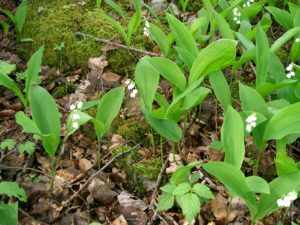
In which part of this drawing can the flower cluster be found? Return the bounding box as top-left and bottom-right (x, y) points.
(69, 101), (83, 129)
(143, 20), (150, 37)
(233, 8), (241, 24)
(245, 113), (257, 132)
(286, 63), (295, 79)
(125, 79), (138, 98)
(277, 191), (298, 208)
(243, 0), (255, 7)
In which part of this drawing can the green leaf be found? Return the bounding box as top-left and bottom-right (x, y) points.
(221, 106), (245, 169)
(15, 111), (41, 135)
(0, 8), (15, 23)
(175, 47), (196, 70)
(25, 46), (44, 99)
(157, 193), (174, 211)
(0, 72), (27, 107)
(149, 23), (170, 56)
(245, 176), (270, 194)
(96, 87), (124, 134)
(0, 60), (16, 75)
(170, 161), (200, 185)
(0, 139), (16, 151)
(0, 20), (9, 33)
(29, 85), (61, 158)
(92, 119), (106, 141)
(256, 81), (296, 97)
(0, 182), (27, 202)
(209, 70), (232, 111)
(255, 24), (270, 86)
(254, 172), (300, 220)
(135, 57), (160, 111)
(271, 26), (300, 53)
(202, 162), (256, 208)
(66, 110), (93, 137)
(126, 12), (141, 46)
(173, 183), (192, 195)
(214, 12), (234, 40)
(0, 202), (18, 225)
(266, 6), (293, 30)
(102, 13), (127, 44)
(275, 150), (298, 176)
(146, 57), (186, 92)
(167, 14), (198, 58)
(18, 141), (35, 155)
(160, 183), (176, 194)
(192, 183), (214, 200)
(176, 193), (200, 224)
(181, 87), (210, 111)
(15, 0), (28, 33)
(104, 0), (124, 17)
(189, 39), (236, 85)
(263, 102), (300, 141)
(239, 83), (269, 117)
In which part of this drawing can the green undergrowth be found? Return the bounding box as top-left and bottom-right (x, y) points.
(18, 0), (151, 74)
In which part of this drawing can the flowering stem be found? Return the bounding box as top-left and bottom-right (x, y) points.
(97, 139), (102, 167)
(253, 150), (262, 176)
(149, 128), (156, 154)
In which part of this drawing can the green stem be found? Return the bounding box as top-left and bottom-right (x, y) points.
(226, 196), (232, 224)
(150, 129), (156, 154)
(49, 157), (55, 194)
(171, 142), (176, 162)
(253, 150), (262, 176)
(97, 139), (102, 167)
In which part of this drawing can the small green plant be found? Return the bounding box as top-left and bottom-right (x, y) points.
(0, 46), (44, 108)
(0, 139), (36, 155)
(0, 139), (16, 151)
(53, 41), (65, 74)
(0, 0), (28, 34)
(102, 0), (141, 46)
(157, 162), (214, 224)
(0, 182), (27, 225)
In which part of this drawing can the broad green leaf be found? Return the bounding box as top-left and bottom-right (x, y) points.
(160, 184), (176, 194)
(267, 52), (286, 82)
(202, 162), (256, 207)
(104, 0), (124, 17)
(173, 183), (191, 195)
(209, 70), (232, 111)
(256, 81), (296, 97)
(143, 110), (182, 142)
(255, 24), (270, 86)
(234, 32), (255, 50)
(96, 87), (124, 133)
(245, 176), (270, 194)
(154, 92), (169, 111)
(0, 202), (18, 225)
(239, 83), (269, 117)
(266, 6), (293, 30)
(0, 20), (9, 33)
(189, 39), (236, 85)
(149, 23), (170, 56)
(167, 14), (198, 58)
(233, 48), (255, 73)
(66, 110), (93, 137)
(135, 57), (160, 111)
(175, 47), (195, 70)
(81, 99), (102, 110)
(157, 193), (174, 211)
(0, 73), (27, 107)
(146, 57), (186, 91)
(275, 150), (298, 176)
(25, 46), (44, 98)
(221, 106), (245, 169)
(267, 99), (290, 115)
(92, 119), (106, 141)
(127, 12), (141, 46)
(254, 172), (300, 220)
(0, 182), (27, 202)
(15, 0), (28, 33)
(0, 8), (15, 23)
(29, 85), (61, 158)
(0, 60), (16, 74)
(288, 2), (300, 16)
(192, 183), (214, 200)
(170, 161), (200, 185)
(263, 102), (300, 141)
(214, 12), (234, 40)
(176, 193), (200, 224)
(271, 27), (300, 53)
(180, 87), (210, 111)
(15, 111), (41, 134)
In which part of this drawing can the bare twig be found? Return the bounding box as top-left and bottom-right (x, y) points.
(61, 144), (139, 207)
(75, 32), (160, 57)
(0, 165), (46, 175)
(19, 208), (50, 225)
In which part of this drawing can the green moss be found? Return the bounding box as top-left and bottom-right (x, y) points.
(132, 158), (161, 180)
(107, 49), (137, 76)
(52, 82), (76, 98)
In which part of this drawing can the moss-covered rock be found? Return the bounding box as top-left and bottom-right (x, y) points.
(19, 0), (151, 73)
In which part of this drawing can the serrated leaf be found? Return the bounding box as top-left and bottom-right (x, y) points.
(192, 183), (214, 200)
(0, 182), (27, 202)
(176, 193), (200, 224)
(173, 183), (191, 195)
(18, 141), (35, 154)
(160, 183), (176, 194)
(0, 139), (16, 151)
(157, 193), (174, 211)
(0, 60), (16, 75)
(170, 161), (200, 185)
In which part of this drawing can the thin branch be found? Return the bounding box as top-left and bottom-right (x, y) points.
(61, 144), (139, 207)
(75, 32), (160, 57)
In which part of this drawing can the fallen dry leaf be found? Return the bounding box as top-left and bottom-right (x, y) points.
(112, 215), (128, 225)
(78, 158), (93, 173)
